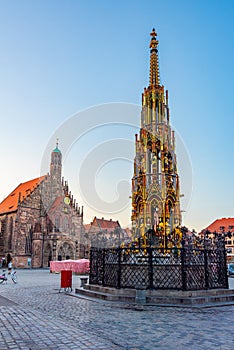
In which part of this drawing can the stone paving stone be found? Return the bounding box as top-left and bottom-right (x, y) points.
(0, 270), (234, 349)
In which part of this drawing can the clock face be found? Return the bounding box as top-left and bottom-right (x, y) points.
(64, 197), (70, 205)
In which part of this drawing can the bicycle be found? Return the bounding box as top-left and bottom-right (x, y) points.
(0, 271), (7, 284)
(10, 270), (17, 284)
(0, 270), (17, 284)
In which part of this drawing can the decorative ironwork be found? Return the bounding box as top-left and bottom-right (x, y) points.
(89, 233), (228, 291)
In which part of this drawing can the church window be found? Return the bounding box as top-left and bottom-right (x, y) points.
(0, 219), (6, 251)
(8, 217), (13, 250)
(47, 220), (53, 233)
(34, 222), (41, 232)
(1, 219), (6, 234)
(55, 217), (60, 232)
(63, 217), (69, 232)
(25, 226), (33, 254)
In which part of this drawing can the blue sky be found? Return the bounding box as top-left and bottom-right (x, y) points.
(0, 0), (233, 231)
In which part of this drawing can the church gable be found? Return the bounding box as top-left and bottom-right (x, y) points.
(0, 176), (45, 215)
(46, 196), (71, 233)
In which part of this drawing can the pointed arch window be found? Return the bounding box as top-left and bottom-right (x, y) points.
(8, 217), (13, 250)
(0, 219), (6, 251)
(55, 217), (60, 232)
(1, 219), (6, 235)
(63, 217), (69, 232)
(25, 225), (33, 254)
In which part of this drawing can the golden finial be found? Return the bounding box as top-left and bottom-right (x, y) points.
(150, 28), (159, 49)
(149, 28), (160, 87)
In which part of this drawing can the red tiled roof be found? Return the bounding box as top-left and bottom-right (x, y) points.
(88, 217), (120, 233)
(0, 176), (45, 215)
(95, 217), (120, 230)
(203, 218), (234, 233)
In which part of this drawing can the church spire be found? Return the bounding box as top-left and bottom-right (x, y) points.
(50, 140), (62, 185)
(149, 28), (160, 87)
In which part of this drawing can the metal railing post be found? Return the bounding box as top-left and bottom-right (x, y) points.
(204, 248), (209, 289)
(117, 248), (121, 289)
(89, 247), (93, 284)
(181, 242), (187, 291)
(148, 247), (153, 289)
(222, 239), (229, 289)
(102, 249), (105, 286)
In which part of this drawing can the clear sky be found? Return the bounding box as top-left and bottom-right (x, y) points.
(0, 0), (233, 232)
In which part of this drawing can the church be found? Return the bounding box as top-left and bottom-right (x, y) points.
(0, 143), (87, 268)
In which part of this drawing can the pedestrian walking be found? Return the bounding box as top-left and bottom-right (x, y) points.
(8, 260), (12, 274)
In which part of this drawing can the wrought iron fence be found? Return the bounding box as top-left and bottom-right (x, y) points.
(89, 241), (228, 291)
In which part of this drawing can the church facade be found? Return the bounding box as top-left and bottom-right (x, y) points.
(131, 29), (181, 245)
(0, 143), (87, 268)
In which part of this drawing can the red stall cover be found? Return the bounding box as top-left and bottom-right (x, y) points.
(50, 259), (90, 274)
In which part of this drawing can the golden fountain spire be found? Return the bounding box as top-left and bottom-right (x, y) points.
(131, 28), (181, 244)
(149, 28), (160, 87)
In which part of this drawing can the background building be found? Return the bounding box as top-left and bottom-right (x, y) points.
(87, 217), (131, 248)
(0, 143), (87, 268)
(201, 217), (234, 261)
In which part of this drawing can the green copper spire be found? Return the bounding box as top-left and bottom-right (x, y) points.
(53, 138), (61, 153)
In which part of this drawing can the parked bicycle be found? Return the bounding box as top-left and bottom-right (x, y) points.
(10, 270), (17, 284)
(0, 272), (7, 284)
(0, 270), (17, 284)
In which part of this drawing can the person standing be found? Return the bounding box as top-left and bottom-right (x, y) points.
(8, 260), (12, 274)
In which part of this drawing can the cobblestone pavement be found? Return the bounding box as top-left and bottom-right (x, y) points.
(0, 269), (234, 350)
